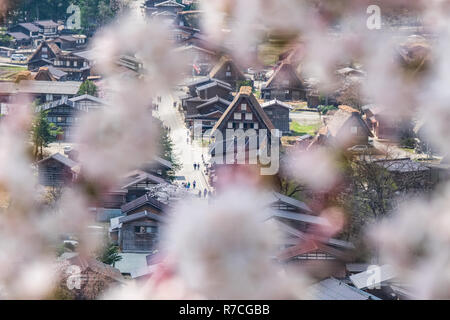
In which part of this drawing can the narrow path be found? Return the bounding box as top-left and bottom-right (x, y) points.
(156, 94), (212, 196)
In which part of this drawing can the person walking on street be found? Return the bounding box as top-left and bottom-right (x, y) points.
(193, 163), (196, 170)
(198, 190), (202, 198)
(203, 188), (207, 197)
(193, 180), (196, 189)
(187, 182), (190, 189)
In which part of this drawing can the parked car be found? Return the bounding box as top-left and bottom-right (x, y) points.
(11, 54), (26, 61)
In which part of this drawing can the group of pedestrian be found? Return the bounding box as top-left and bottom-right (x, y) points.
(198, 188), (211, 198)
(182, 181), (191, 189)
(193, 163), (201, 170)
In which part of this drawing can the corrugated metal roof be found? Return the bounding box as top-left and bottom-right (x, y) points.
(350, 264), (396, 289)
(306, 277), (380, 300)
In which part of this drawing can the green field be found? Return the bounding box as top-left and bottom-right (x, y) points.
(0, 65), (27, 81)
(290, 121), (320, 136)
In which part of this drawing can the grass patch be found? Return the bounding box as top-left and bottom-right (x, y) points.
(0, 65), (27, 71)
(290, 121), (320, 136)
(400, 147), (415, 154)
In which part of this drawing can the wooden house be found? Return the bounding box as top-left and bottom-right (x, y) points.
(33, 20), (58, 37)
(180, 77), (233, 132)
(185, 96), (231, 133)
(0, 80), (82, 106)
(174, 45), (218, 76)
(362, 104), (413, 141)
(8, 23), (40, 39)
(35, 94), (106, 141)
(208, 56), (247, 90)
(309, 105), (373, 149)
(37, 153), (79, 187)
(28, 40), (91, 80)
(33, 66), (68, 81)
(110, 210), (166, 253)
(261, 99), (292, 135)
(196, 80), (233, 100)
(210, 86), (276, 165)
(6, 32), (32, 47)
(27, 41), (61, 71)
(121, 193), (167, 216)
(261, 62), (306, 101)
(120, 170), (167, 202)
(109, 193), (168, 253)
(53, 35), (87, 51)
(56, 252), (125, 299)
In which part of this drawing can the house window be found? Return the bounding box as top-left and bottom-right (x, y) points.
(66, 61), (70, 67)
(83, 61), (87, 67)
(227, 122), (233, 129)
(254, 123), (259, 129)
(42, 47), (48, 53)
(234, 113), (241, 120)
(73, 61), (77, 67)
(351, 126), (358, 134)
(226, 71), (231, 77)
(42, 54), (48, 58)
(239, 122), (244, 129)
(46, 94), (53, 101)
(241, 103), (247, 111)
(245, 113), (253, 120)
(134, 226), (157, 234)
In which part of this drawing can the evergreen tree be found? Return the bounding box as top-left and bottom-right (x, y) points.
(97, 238), (122, 267)
(30, 110), (62, 160)
(159, 126), (181, 181)
(77, 79), (98, 97)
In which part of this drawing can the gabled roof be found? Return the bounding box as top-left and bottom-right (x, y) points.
(154, 0), (185, 8)
(34, 20), (59, 28)
(58, 252), (125, 283)
(195, 96), (231, 110)
(46, 65), (68, 79)
(27, 41), (61, 63)
(69, 94), (107, 105)
(264, 61), (305, 90)
(121, 194), (167, 215)
(16, 22), (40, 33)
(261, 99), (293, 110)
(196, 80), (232, 92)
(174, 44), (216, 56)
(37, 152), (78, 169)
(20, 80), (81, 95)
(326, 105), (373, 137)
(7, 32), (30, 40)
(33, 66), (57, 81)
(211, 86), (275, 133)
(118, 210), (167, 225)
(152, 156), (173, 170)
(209, 56), (246, 80)
(120, 170), (167, 190)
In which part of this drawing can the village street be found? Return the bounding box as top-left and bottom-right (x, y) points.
(155, 93), (212, 196)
